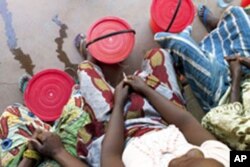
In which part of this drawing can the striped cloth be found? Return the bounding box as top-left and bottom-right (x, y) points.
(155, 6), (250, 112)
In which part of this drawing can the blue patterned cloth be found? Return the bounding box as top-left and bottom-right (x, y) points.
(155, 6), (250, 112)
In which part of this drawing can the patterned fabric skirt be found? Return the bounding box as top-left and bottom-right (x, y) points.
(0, 48), (184, 167)
(155, 6), (250, 112)
(202, 76), (250, 151)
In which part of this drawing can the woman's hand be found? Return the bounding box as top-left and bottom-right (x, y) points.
(29, 129), (88, 167)
(114, 80), (129, 106)
(239, 57), (250, 69)
(225, 56), (241, 77)
(225, 56), (250, 71)
(124, 75), (148, 95)
(29, 129), (64, 158)
(18, 129), (43, 167)
(27, 129), (41, 150)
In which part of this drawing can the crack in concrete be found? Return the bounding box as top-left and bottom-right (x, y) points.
(0, 0), (35, 75)
(53, 15), (78, 80)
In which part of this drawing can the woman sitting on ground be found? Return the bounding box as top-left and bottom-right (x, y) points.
(102, 75), (229, 167)
(0, 48), (229, 166)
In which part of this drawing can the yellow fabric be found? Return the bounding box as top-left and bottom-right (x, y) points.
(203, 76), (250, 150)
(23, 149), (41, 161)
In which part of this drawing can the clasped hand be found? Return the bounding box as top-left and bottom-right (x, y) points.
(225, 56), (250, 74)
(114, 75), (148, 106)
(28, 128), (64, 158)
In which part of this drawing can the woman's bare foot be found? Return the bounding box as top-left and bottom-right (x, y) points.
(75, 33), (97, 64)
(198, 5), (220, 32)
(75, 33), (88, 60)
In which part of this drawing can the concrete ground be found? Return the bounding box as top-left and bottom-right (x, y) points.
(0, 0), (240, 120)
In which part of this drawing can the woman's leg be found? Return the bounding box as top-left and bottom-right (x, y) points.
(51, 84), (91, 154)
(123, 49), (183, 135)
(76, 62), (121, 165)
(77, 61), (114, 122)
(200, 6), (250, 74)
(124, 49), (184, 120)
(139, 48), (184, 106)
(0, 104), (50, 166)
(198, 5), (220, 33)
(155, 30), (229, 111)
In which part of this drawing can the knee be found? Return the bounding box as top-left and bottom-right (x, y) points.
(144, 48), (164, 60)
(78, 60), (98, 72)
(77, 61), (104, 82)
(144, 48), (172, 63)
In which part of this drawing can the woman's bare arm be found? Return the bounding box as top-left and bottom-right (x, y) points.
(101, 81), (128, 167)
(29, 130), (88, 167)
(229, 60), (241, 103)
(125, 76), (215, 146)
(18, 158), (37, 167)
(225, 56), (242, 103)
